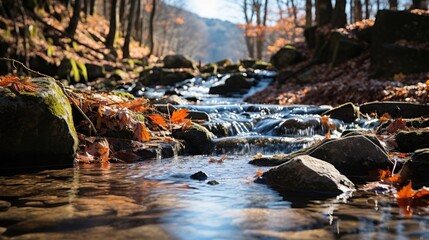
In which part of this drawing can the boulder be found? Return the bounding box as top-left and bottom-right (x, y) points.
(188, 110), (210, 121)
(252, 61), (272, 70)
(260, 155), (355, 194)
(163, 54), (195, 69)
(0, 77), (78, 169)
(218, 64), (246, 74)
(172, 122), (215, 155)
(316, 30), (363, 65)
(200, 63), (217, 74)
(304, 26), (318, 49)
(360, 101), (429, 118)
(400, 148), (429, 183)
(371, 10), (429, 76)
(270, 45), (302, 70)
(209, 75), (253, 95)
(272, 118), (324, 136)
(251, 134), (390, 176)
(395, 130), (429, 152)
(152, 95), (187, 105)
(190, 171), (208, 180)
(322, 102), (358, 123)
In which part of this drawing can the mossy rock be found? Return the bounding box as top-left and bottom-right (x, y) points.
(172, 122), (215, 155)
(0, 77), (78, 169)
(270, 45), (303, 70)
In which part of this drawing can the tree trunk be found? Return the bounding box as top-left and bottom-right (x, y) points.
(83, 0), (90, 18)
(354, 0), (362, 22)
(123, 0), (137, 58)
(316, 0), (332, 26)
(412, 0), (428, 9)
(305, 0), (312, 27)
(89, 0), (95, 15)
(388, 0), (398, 10)
(17, 0), (29, 66)
(331, 0), (346, 27)
(66, 0), (81, 37)
(119, 0), (126, 34)
(105, 0), (118, 52)
(148, 0), (156, 56)
(349, 0), (353, 24)
(245, 36), (255, 59)
(364, 0), (369, 19)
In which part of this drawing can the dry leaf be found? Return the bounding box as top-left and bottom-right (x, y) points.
(385, 118), (407, 134)
(379, 112), (392, 122)
(135, 122), (151, 141)
(171, 109), (190, 124)
(254, 169), (263, 178)
(148, 113), (168, 128)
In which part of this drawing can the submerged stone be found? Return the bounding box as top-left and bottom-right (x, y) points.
(190, 171), (208, 180)
(260, 155), (355, 194)
(0, 77), (78, 169)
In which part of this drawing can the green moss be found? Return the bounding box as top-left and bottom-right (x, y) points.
(112, 90), (135, 100)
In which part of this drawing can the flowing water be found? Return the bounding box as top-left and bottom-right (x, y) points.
(0, 71), (428, 239)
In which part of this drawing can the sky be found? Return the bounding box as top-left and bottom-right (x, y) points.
(184, 0), (243, 23)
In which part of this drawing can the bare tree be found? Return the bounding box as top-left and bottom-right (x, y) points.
(148, 0), (156, 56)
(316, 0), (332, 26)
(388, 0), (398, 10)
(305, 0), (312, 27)
(331, 0), (346, 27)
(105, 0), (118, 53)
(123, 0), (137, 58)
(66, 0), (82, 37)
(354, 0), (363, 22)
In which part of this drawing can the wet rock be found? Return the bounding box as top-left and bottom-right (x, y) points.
(207, 180), (219, 185)
(188, 111), (210, 121)
(360, 101), (429, 119)
(152, 95), (187, 105)
(0, 77), (78, 169)
(371, 10), (429, 76)
(252, 61), (272, 70)
(163, 54), (196, 69)
(202, 122), (229, 137)
(190, 171), (208, 180)
(308, 135), (390, 175)
(270, 45), (303, 70)
(400, 148), (429, 184)
(200, 63), (217, 74)
(340, 131), (385, 152)
(172, 122), (215, 155)
(395, 130), (429, 153)
(140, 67), (194, 86)
(107, 138), (183, 162)
(209, 75), (253, 95)
(239, 59), (257, 68)
(271, 117), (337, 136)
(215, 58), (233, 67)
(322, 102), (358, 123)
(260, 155), (355, 194)
(246, 229), (334, 240)
(153, 104), (177, 114)
(252, 134), (390, 175)
(218, 64), (246, 74)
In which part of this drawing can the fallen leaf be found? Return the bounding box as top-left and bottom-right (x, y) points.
(385, 118), (407, 134)
(254, 169), (263, 178)
(135, 122), (151, 141)
(379, 112), (392, 122)
(148, 113), (168, 128)
(171, 108), (189, 124)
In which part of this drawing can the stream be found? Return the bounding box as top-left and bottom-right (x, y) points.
(0, 71), (428, 239)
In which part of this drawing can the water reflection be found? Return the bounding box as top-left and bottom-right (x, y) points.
(1, 156), (428, 239)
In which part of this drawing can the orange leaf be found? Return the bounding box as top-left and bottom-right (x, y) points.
(320, 115), (330, 128)
(254, 169), (263, 178)
(171, 108), (189, 124)
(397, 182), (414, 199)
(136, 122), (151, 142)
(96, 139), (110, 163)
(148, 114), (168, 128)
(414, 187), (429, 199)
(118, 98), (148, 112)
(378, 168), (391, 180)
(379, 112), (392, 122)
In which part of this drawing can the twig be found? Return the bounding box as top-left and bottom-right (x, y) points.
(0, 57), (97, 134)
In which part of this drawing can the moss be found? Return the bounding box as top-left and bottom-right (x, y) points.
(112, 90), (135, 100)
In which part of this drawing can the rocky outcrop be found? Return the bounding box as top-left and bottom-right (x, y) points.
(371, 10), (429, 77)
(0, 77), (78, 169)
(260, 155), (355, 194)
(316, 30), (363, 65)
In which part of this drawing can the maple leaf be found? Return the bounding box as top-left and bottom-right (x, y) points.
(135, 122), (151, 141)
(379, 112), (392, 122)
(148, 113), (168, 128)
(378, 168), (391, 180)
(0, 76), (37, 93)
(171, 108), (189, 124)
(118, 98), (148, 112)
(96, 138), (110, 163)
(396, 181), (429, 199)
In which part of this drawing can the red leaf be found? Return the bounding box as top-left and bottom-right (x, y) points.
(148, 113), (168, 128)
